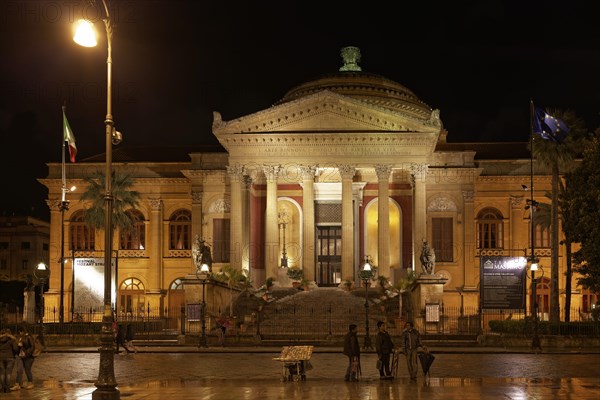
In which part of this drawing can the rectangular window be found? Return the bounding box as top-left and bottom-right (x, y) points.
(212, 219), (230, 263)
(534, 224), (550, 248)
(432, 217), (453, 262)
(22, 260), (28, 270)
(43, 243), (49, 251)
(21, 242), (31, 250)
(0, 259), (6, 270)
(0, 242), (8, 250)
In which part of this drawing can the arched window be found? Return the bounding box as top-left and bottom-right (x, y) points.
(169, 209), (192, 250)
(170, 278), (184, 290)
(120, 209), (145, 250)
(70, 210), (95, 250)
(119, 277), (145, 318)
(477, 208), (503, 249)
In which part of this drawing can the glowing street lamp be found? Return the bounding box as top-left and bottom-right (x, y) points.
(359, 256), (374, 350)
(74, 1), (122, 398)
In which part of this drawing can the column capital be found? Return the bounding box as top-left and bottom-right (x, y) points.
(262, 165), (280, 182)
(148, 198), (163, 210)
(409, 163), (429, 181)
(191, 190), (202, 204)
(47, 199), (63, 211)
(338, 164), (355, 180)
(227, 164), (246, 181)
(462, 190), (475, 202)
(510, 195), (524, 209)
(243, 175), (253, 189)
(374, 164), (393, 180)
(299, 165), (317, 181)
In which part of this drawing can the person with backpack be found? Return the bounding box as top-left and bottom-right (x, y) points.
(12, 326), (35, 390)
(0, 329), (19, 393)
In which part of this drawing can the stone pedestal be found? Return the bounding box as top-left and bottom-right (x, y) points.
(410, 274), (448, 311)
(23, 290), (36, 323)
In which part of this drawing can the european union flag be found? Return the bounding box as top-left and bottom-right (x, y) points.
(532, 107), (570, 143)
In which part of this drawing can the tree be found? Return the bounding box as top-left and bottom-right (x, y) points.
(567, 130), (600, 295)
(532, 180), (576, 321)
(530, 109), (581, 324)
(80, 172), (141, 235)
(216, 265), (247, 317)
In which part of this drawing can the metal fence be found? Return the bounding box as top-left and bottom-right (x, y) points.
(1, 303), (598, 338)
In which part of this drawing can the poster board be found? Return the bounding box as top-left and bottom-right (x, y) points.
(480, 256), (526, 309)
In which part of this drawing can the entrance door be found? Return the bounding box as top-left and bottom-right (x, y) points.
(317, 226), (342, 286)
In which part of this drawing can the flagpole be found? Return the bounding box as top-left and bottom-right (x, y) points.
(59, 105), (70, 325)
(528, 100), (541, 352)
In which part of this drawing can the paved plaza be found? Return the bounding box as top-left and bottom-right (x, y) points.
(2, 347), (599, 399)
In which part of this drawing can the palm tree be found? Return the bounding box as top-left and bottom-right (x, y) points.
(80, 171), (141, 237)
(217, 265), (247, 317)
(530, 109), (581, 324)
(533, 180), (576, 321)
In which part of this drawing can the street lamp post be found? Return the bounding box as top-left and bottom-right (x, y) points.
(34, 262), (50, 326)
(278, 210), (288, 268)
(196, 263), (210, 348)
(74, 2), (122, 398)
(359, 256), (374, 350)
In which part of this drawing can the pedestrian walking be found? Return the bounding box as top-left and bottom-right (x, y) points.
(0, 329), (18, 393)
(402, 321), (423, 380)
(12, 326), (35, 390)
(115, 324), (128, 354)
(125, 324), (137, 353)
(342, 324), (360, 381)
(375, 321), (394, 379)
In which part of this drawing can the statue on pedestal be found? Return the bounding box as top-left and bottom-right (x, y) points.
(419, 240), (436, 275)
(192, 234), (212, 271)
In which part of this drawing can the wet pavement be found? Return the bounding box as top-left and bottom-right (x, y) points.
(2, 346), (599, 399)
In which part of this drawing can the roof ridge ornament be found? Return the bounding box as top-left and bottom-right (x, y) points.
(339, 46), (362, 72)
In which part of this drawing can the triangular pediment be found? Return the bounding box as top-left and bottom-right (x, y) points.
(213, 90), (440, 135)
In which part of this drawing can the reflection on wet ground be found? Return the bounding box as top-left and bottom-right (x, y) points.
(5, 352), (600, 399)
(11, 377), (600, 400)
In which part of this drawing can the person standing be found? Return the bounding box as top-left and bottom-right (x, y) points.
(402, 321), (422, 380)
(0, 329), (18, 393)
(342, 324), (360, 381)
(375, 321), (394, 379)
(12, 327), (35, 390)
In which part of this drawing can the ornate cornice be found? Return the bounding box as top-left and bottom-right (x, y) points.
(213, 91), (438, 135)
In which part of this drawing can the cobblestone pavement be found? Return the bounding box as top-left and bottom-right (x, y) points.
(3, 349), (599, 399)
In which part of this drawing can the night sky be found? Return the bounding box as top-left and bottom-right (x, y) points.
(1, 0), (598, 221)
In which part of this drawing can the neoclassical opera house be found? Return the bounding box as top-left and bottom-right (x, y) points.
(41, 47), (587, 319)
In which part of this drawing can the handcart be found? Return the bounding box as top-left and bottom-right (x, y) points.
(273, 345), (314, 382)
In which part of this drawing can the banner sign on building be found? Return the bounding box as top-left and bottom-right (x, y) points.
(480, 256), (526, 310)
(73, 258), (117, 311)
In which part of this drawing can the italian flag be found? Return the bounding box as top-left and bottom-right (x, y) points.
(63, 110), (77, 162)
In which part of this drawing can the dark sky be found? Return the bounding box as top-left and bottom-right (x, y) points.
(1, 0), (599, 220)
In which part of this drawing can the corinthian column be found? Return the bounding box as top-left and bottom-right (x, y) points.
(148, 198), (163, 286)
(410, 164), (428, 269)
(375, 165), (392, 278)
(227, 164), (245, 271)
(339, 165), (355, 280)
(462, 190), (476, 289)
(300, 165), (316, 281)
(263, 165), (280, 275)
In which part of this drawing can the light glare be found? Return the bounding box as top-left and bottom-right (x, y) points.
(73, 20), (97, 47)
